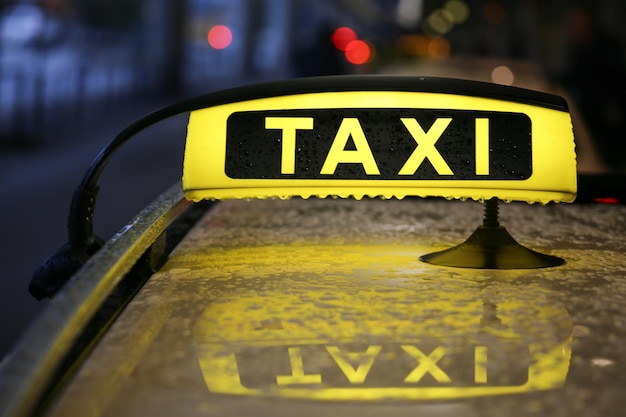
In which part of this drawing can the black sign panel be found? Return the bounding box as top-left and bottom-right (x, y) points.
(225, 109), (532, 180)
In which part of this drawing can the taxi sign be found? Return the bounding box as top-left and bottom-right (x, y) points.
(183, 76), (576, 203)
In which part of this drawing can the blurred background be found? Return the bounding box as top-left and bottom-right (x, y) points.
(0, 0), (625, 360)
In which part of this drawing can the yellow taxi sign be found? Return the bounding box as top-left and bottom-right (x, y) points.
(183, 76), (576, 203)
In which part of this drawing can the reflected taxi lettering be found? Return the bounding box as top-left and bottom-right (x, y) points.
(225, 109), (532, 181)
(233, 343), (529, 388)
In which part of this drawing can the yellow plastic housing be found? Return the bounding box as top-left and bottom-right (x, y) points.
(183, 88), (576, 204)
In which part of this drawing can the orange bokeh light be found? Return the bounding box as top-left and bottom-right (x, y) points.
(427, 37), (451, 59)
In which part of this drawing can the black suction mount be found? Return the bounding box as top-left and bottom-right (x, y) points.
(419, 198), (564, 269)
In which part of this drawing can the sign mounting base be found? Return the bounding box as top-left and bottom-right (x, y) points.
(419, 198), (564, 269)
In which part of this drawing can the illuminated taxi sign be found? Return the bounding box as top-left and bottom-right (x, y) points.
(225, 110), (531, 180)
(183, 76), (576, 203)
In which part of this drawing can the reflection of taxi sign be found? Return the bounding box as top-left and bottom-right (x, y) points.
(197, 339), (571, 401)
(183, 76), (576, 203)
(189, 245), (573, 400)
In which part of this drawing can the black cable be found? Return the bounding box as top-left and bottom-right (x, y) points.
(31, 97), (211, 299)
(68, 102), (196, 256)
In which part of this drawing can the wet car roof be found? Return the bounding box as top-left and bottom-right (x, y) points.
(44, 197), (626, 417)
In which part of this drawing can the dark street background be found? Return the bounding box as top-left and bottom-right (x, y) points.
(1, 0), (625, 360)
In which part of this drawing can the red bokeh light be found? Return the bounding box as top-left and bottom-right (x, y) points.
(593, 197), (620, 205)
(208, 25), (233, 49)
(331, 26), (357, 51)
(344, 40), (371, 65)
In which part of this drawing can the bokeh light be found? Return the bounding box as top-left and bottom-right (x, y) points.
(207, 25), (233, 49)
(331, 26), (358, 51)
(491, 65), (514, 85)
(444, 0), (470, 23)
(427, 37), (451, 59)
(344, 40), (372, 65)
(427, 9), (454, 35)
(397, 34), (450, 59)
